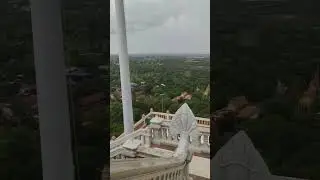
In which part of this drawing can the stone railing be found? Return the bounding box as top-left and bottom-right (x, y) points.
(115, 112), (151, 140)
(112, 109), (211, 156)
(110, 128), (150, 150)
(110, 146), (137, 159)
(150, 110), (210, 128)
(116, 108), (210, 140)
(108, 104), (199, 180)
(111, 124), (210, 157)
(109, 155), (192, 180)
(150, 120), (210, 154)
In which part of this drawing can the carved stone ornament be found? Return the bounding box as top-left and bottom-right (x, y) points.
(169, 103), (198, 159)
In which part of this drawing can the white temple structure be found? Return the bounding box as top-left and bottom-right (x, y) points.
(108, 103), (211, 179)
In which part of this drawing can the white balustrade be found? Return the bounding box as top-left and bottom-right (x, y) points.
(116, 109), (210, 141)
(112, 126), (210, 157)
(151, 111), (210, 128)
(109, 157), (190, 180)
(147, 123), (210, 154)
(109, 103), (197, 180)
(110, 128), (146, 150)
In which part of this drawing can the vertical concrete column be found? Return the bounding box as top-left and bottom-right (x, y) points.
(115, 0), (134, 134)
(140, 135), (145, 145)
(30, 0), (75, 179)
(145, 128), (152, 147)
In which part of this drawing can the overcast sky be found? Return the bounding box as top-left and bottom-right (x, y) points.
(110, 0), (210, 54)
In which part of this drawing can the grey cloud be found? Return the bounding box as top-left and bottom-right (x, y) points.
(110, 0), (210, 54)
(110, 0), (184, 34)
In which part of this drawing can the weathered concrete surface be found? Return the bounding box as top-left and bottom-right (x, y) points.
(189, 155), (210, 179)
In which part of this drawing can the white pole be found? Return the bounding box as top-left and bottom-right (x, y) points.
(114, 0), (134, 134)
(30, 0), (75, 179)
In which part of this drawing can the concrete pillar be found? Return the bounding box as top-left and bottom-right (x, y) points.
(191, 134), (201, 149)
(30, 0), (75, 179)
(145, 128), (151, 147)
(140, 135), (145, 145)
(160, 128), (164, 140)
(152, 128), (158, 139)
(200, 135), (205, 145)
(166, 110), (170, 119)
(153, 127), (162, 141)
(115, 0), (134, 134)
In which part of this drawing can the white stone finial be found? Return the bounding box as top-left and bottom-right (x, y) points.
(169, 103), (198, 159)
(166, 110), (170, 114)
(169, 103), (197, 136)
(142, 114), (145, 118)
(150, 108), (154, 112)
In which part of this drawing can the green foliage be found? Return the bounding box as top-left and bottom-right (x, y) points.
(110, 58), (210, 135)
(110, 101), (124, 136)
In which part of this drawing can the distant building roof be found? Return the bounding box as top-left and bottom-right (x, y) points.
(172, 92), (192, 101)
(185, 94), (192, 100)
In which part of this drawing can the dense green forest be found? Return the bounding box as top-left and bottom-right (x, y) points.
(110, 58), (210, 136)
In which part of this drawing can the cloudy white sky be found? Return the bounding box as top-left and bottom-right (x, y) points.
(110, 0), (210, 54)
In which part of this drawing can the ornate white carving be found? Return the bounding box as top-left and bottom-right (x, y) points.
(169, 103), (198, 160)
(169, 103), (198, 137)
